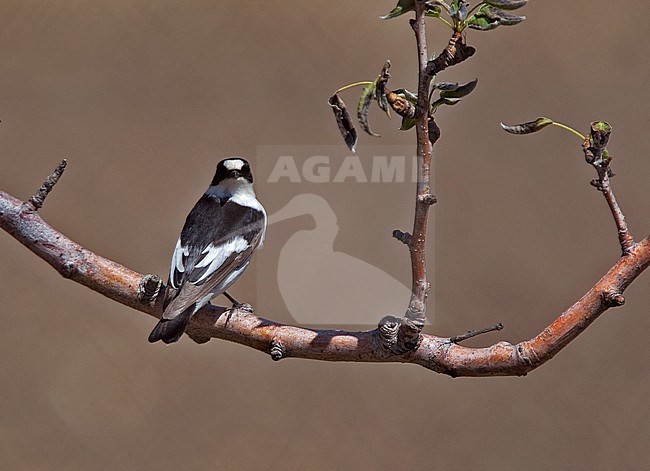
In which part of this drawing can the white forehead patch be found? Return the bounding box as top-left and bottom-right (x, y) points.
(223, 158), (245, 171)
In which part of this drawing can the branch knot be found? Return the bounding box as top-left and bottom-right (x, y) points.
(137, 274), (163, 306)
(270, 339), (285, 361)
(378, 315), (400, 349)
(60, 261), (76, 279)
(418, 193), (437, 205)
(377, 315), (422, 354)
(603, 291), (625, 307)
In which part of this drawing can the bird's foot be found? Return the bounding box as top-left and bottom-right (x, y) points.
(233, 302), (253, 313)
(223, 291), (253, 312)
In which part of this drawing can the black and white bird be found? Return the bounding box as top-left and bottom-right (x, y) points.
(148, 158), (266, 344)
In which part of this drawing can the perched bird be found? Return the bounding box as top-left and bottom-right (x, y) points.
(148, 158), (266, 344)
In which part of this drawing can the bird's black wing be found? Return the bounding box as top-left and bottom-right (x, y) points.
(163, 194), (265, 312)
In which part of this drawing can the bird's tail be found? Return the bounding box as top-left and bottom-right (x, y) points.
(148, 305), (194, 344)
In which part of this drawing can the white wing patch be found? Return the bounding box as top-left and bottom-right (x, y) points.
(170, 238), (189, 288)
(194, 292), (217, 312)
(193, 236), (249, 284)
(218, 261), (249, 293)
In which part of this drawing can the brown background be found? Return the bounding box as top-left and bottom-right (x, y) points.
(1, 1), (649, 469)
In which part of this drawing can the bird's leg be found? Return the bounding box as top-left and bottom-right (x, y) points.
(223, 292), (254, 314)
(223, 291), (242, 308)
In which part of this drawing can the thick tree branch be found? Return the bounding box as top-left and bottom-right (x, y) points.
(1, 185), (154, 312)
(2, 174), (648, 377)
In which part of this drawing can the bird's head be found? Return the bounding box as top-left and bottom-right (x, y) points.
(212, 158), (253, 186)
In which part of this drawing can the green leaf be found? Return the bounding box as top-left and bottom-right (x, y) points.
(467, 4), (525, 30)
(380, 0), (441, 20)
(358, 82), (380, 137)
(585, 121), (612, 165)
(491, 8), (525, 25)
(431, 97), (462, 110)
(328, 93), (357, 152)
(439, 78), (478, 99)
(425, 5), (443, 17)
(467, 15), (500, 30)
(485, 0), (528, 10)
(400, 116), (416, 131)
(449, 1), (469, 22)
(376, 92), (391, 117)
(500, 117), (554, 134)
(434, 82), (460, 91)
(380, 0), (415, 20)
(588, 121), (612, 151)
(591, 121), (612, 133)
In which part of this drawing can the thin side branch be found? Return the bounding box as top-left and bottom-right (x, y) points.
(2, 188), (648, 377)
(392, 229), (412, 246)
(22, 159), (67, 213)
(583, 122), (635, 255)
(450, 323), (503, 344)
(593, 171), (634, 255)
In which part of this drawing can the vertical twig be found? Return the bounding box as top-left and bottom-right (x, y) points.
(405, 1), (435, 328)
(583, 122), (635, 256)
(596, 169), (634, 255)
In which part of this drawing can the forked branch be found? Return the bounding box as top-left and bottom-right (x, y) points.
(1, 161), (648, 377)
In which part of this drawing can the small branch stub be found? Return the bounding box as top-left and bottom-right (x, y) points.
(22, 160), (67, 213)
(377, 315), (401, 351)
(137, 274), (163, 306)
(603, 292), (625, 308)
(419, 193), (437, 205)
(270, 339), (286, 361)
(392, 229), (412, 246)
(60, 261), (76, 279)
(377, 314), (423, 354)
(398, 317), (422, 352)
